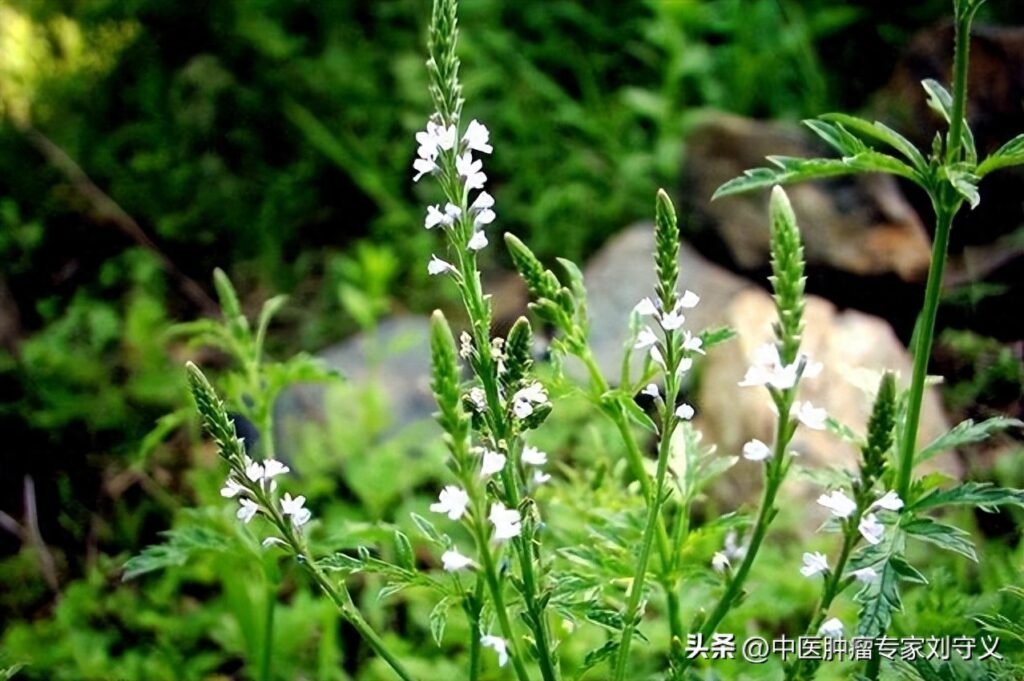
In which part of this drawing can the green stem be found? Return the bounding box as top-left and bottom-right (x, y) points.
(613, 366), (682, 681)
(786, 524), (859, 681)
(453, 240), (560, 681)
(676, 408), (793, 676)
(580, 349), (683, 641)
(946, 9), (974, 165)
(260, 580), (276, 681)
(895, 206), (953, 501)
(468, 577), (484, 681)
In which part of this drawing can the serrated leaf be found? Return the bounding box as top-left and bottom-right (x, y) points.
(698, 326), (736, 351)
(910, 481), (1024, 513)
(429, 596), (452, 646)
(803, 119), (867, 157)
(713, 158), (853, 198)
(817, 114), (928, 172)
(613, 391), (658, 434)
(902, 516), (977, 562)
(916, 417), (1023, 464)
(842, 150), (920, 182)
(977, 133), (1024, 176)
(582, 640), (619, 673)
(122, 525), (231, 580)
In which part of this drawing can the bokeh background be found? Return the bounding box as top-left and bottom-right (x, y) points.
(2, 1), (1023, 679)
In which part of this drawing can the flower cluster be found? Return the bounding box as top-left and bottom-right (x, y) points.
(414, 116), (497, 273)
(221, 455), (312, 530)
(634, 293), (702, 376)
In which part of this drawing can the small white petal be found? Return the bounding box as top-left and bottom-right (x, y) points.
(679, 290), (700, 308)
(659, 310), (685, 331)
(467, 230), (489, 251)
(488, 502), (522, 542)
(428, 255), (456, 276)
(262, 537), (286, 548)
(634, 297), (658, 316)
(742, 439), (772, 461)
(712, 551), (731, 573)
(872, 491), (904, 512)
(442, 548), (474, 572)
(521, 446), (548, 466)
(675, 403), (695, 420)
(470, 191), (495, 211)
(430, 486), (470, 521)
(794, 401), (828, 430)
(220, 477), (244, 498)
(237, 498), (259, 523)
(481, 635), (509, 667)
(262, 459), (290, 480)
(634, 326), (658, 350)
(800, 551), (829, 577)
(858, 513), (885, 545)
(681, 330), (704, 354)
(817, 490), (857, 519)
(641, 383), (660, 398)
(513, 399), (533, 419)
(532, 470), (552, 485)
(412, 157), (437, 182)
(473, 208), (496, 227)
(480, 450), (507, 478)
(424, 205), (445, 229)
(819, 617), (844, 638)
(463, 119), (493, 154)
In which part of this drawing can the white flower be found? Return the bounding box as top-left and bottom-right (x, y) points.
(456, 151), (486, 190)
(467, 230), (488, 251)
(262, 459), (290, 480)
(681, 330), (705, 354)
(650, 345), (666, 369)
(742, 439), (771, 461)
(471, 191), (495, 211)
(412, 156), (437, 182)
(467, 387), (487, 411)
(489, 502), (522, 542)
(463, 119), (493, 154)
(641, 383), (660, 398)
(724, 530), (747, 560)
(220, 477), (244, 498)
(800, 551), (829, 577)
(794, 401), (828, 430)
(803, 359), (824, 379)
(738, 343), (798, 390)
(459, 332), (474, 359)
(280, 493), (312, 527)
(435, 123), (457, 151)
(659, 309), (685, 331)
(245, 459), (264, 483)
(634, 297), (659, 316)
(480, 449), (507, 478)
(851, 566), (879, 583)
(532, 470), (551, 485)
(634, 326), (658, 350)
(872, 491), (904, 512)
(481, 634), (509, 667)
(679, 290), (700, 308)
(819, 618), (844, 638)
(675, 403), (695, 420)
(473, 208), (496, 228)
(512, 382), (548, 419)
(442, 548), (474, 572)
(428, 255), (456, 276)
(522, 446), (548, 466)
(237, 498), (259, 523)
(817, 490), (857, 519)
(712, 551), (731, 573)
(424, 205), (446, 229)
(858, 513), (885, 545)
(430, 485), (470, 520)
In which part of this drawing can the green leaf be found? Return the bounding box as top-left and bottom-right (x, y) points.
(394, 530), (415, 571)
(698, 326), (736, 351)
(922, 79), (953, 123)
(916, 417), (1023, 464)
(713, 157), (854, 198)
(611, 391), (658, 434)
(264, 353), (343, 397)
(945, 167), (981, 209)
(803, 119), (867, 157)
(122, 525), (231, 580)
(255, 294), (288, 358)
(977, 133), (1024, 176)
(429, 596), (452, 646)
(817, 114), (928, 172)
(581, 640), (619, 674)
(410, 512), (448, 547)
(902, 516), (977, 562)
(910, 481), (1024, 513)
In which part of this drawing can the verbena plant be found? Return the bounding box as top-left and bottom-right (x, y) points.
(167, 0), (1024, 679)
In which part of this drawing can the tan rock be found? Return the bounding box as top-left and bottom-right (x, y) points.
(697, 288), (961, 508)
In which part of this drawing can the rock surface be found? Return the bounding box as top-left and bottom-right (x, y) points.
(682, 114), (933, 283)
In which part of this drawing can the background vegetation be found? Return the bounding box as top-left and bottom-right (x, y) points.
(1, 1), (1022, 679)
